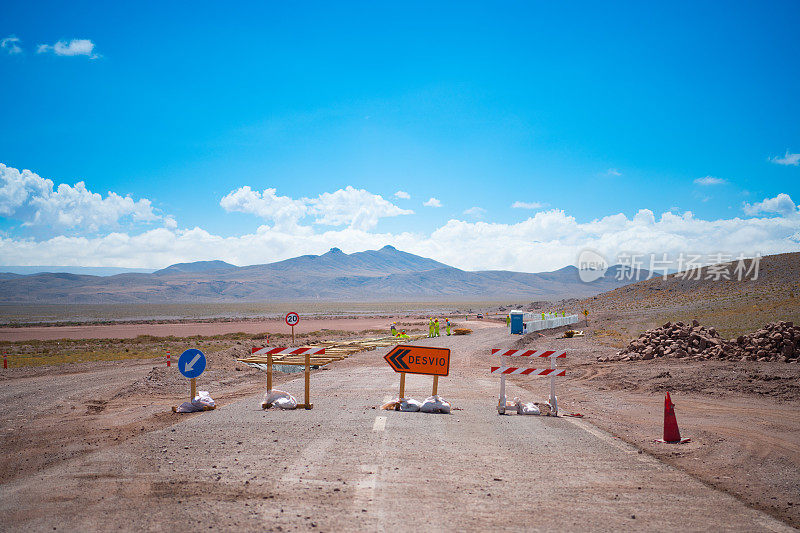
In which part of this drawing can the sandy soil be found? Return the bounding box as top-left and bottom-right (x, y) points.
(0, 315), (449, 341)
(0, 314), (798, 528)
(504, 323), (800, 527)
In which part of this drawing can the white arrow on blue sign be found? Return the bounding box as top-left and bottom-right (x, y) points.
(178, 349), (206, 379)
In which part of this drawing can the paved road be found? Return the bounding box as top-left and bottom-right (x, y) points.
(1, 327), (794, 531)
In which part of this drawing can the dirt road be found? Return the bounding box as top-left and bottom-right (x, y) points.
(0, 325), (793, 531)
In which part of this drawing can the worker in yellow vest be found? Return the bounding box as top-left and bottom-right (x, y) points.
(434, 318), (440, 337)
(445, 318), (451, 335)
(506, 314), (510, 327)
(428, 318), (434, 338)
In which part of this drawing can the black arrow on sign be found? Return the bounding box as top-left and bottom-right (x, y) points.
(387, 347), (410, 370)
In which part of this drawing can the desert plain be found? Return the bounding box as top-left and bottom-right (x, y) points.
(1, 254), (799, 531)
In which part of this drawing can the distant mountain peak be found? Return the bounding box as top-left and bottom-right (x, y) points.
(0, 243), (697, 303)
(154, 260), (238, 275)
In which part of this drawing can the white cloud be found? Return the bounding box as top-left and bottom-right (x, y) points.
(2, 203), (798, 273)
(605, 168), (622, 176)
(511, 201), (544, 210)
(694, 176), (727, 186)
(2, 164), (798, 273)
(0, 163), (162, 234)
(220, 185), (412, 231)
(37, 39), (99, 59)
(423, 197), (442, 208)
(1, 36), (22, 55)
(394, 190), (410, 199)
(309, 186), (413, 231)
(164, 216), (178, 230)
(463, 206), (486, 218)
(423, 208), (800, 272)
(743, 193), (799, 217)
(770, 151), (800, 166)
(219, 186), (308, 230)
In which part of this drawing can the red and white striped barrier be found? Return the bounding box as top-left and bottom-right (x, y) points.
(252, 347), (326, 356)
(490, 349), (566, 358)
(490, 348), (566, 415)
(490, 367), (566, 376)
(166, 350), (171, 367)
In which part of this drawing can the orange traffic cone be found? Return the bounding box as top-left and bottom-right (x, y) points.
(656, 392), (690, 444)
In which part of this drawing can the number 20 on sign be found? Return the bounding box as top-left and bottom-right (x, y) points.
(285, 312), (300, 345)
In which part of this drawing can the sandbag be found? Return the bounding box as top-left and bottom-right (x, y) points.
(175, 391), (216, 413)
(262, 389), (297, 409)
(273, 396), (297, 410)
(399, 398), (422, 412)
(419, 395), (451, 414)
(381, 398), (400, 410)
(516, 400), (540, 415)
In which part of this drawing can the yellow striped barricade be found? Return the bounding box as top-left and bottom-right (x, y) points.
(238, 347), (327, 410)
(490, 349), (566, 416)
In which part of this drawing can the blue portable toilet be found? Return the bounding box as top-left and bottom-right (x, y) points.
(510, 310), (524, 335)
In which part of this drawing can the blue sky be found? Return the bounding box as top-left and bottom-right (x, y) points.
(1, 1), (798, 271)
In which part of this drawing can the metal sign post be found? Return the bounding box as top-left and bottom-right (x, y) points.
(285, 312), (300, 345)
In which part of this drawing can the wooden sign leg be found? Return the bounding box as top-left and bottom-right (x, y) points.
(267, 353), (273, 391)
(190, 377), (196, 400)
(304, 351), (311, 409)
(399, 372), (406, 399)
(432, 375), (439, 396)
(292, 325), (295, 346)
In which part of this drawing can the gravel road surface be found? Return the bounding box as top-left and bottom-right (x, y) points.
(1, 325), (794, 531)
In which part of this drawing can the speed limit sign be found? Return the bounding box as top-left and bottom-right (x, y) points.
(285, 312), (300, 326)
(285, 312), (300, 345)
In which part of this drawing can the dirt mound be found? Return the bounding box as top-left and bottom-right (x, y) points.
(207, 342), (257, 371)
(111, 343), (265, 399)
(581, 252), (800, 338)
(585, 252), (800, 310)
(603, 320), (799, 363)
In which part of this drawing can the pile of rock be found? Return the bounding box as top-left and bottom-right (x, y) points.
(730, 321), (799, 362)
(601, 320), (799, 363)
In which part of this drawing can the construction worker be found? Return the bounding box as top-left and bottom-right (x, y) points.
(398, 329), (410, 339)
(506, 314), (511, 327)
(434, 318), (440, 337)
(445, 318), (451, 335)
(390, 322), (397, 336)
(541, 312), (545, 320)
(428, 317), (434, 338)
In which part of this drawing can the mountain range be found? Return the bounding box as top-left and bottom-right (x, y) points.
(0, 246), (644, 303)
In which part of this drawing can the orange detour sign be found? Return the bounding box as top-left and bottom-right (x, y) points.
(384, 345), (450, 377)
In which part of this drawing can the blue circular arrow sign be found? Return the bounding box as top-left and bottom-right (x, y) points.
(178, 349), (206, 379)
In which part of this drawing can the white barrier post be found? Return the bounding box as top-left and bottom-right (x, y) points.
(490, 349), (566, 415)
(499, 350), (513, 413)
(549, 354), (558, 416)
(498, 359), (507, 415)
